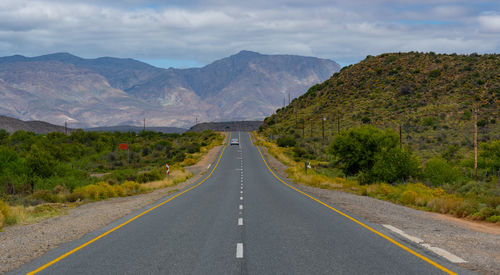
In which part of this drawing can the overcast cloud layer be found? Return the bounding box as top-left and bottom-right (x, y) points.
(0, 0), (499, 67)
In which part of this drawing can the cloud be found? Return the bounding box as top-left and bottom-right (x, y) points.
(0, 0), (498, 66)
(478, 12), (500, 32)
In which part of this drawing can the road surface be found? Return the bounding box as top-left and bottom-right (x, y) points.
(13, 132), (471, 274)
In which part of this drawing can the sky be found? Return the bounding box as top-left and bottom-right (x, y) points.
(0, 0), (499, 67)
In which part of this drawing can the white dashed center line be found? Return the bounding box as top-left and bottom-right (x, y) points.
(238, 218), (243, 226)
(240, 196), (243, 200)
(236, 243), (243, 258)
(239, 205), (243, 210)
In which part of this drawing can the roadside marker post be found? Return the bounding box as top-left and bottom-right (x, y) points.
(165, 163), (170, 175)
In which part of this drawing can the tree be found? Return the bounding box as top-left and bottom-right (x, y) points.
(366, 147), (420, 184)
(26, 144), (57, 179)
(329, 125), (398, 176)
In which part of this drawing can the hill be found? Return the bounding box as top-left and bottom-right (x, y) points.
(189, 121), (263, 132)
(260, 52), (499, 159)
(0, 51), (339, 127)
(0, 115), (70, 134)
(84, 125), (186, 134)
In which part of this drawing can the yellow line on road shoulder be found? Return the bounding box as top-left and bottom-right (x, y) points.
(28, 134), (230, 275)
(248, 131), (254, 146)
(255, 143), (456, 275)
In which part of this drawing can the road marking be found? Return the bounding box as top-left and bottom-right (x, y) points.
(249, 132), (254, 146)
(383, 225), (424, 244)
(240, 196), (243, 200)
(383, 225), (466, 263)
(254, 135), (457, 275)
(236, 243), (244, 258)
(238, 218), (243, 225)
(240, 191), (243, 194)
(421, 244), (467, 263)
(239, 205), (243, 210)
(27, 134), (230, 275)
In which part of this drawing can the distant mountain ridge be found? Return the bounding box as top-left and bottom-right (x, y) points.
(0, 51), (340, 127)
(0, 115), (70, 134)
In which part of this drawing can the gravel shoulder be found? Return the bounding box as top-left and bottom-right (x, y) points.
(0, 142), (224, 274)
(260, 146), (500, 275)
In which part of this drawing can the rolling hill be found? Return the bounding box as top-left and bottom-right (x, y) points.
(260, 52), (499, 159)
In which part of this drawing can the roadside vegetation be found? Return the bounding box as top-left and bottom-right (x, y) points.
(255, 131), (500, 224)
(257, 52), (499, 224)
(0, 129), (223, 229)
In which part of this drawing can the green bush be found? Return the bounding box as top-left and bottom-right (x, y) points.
(366, 147), (420, 184)
(277, 136), (296, 147)
(329, 125), (399, 176)
(423, 157), (459, 186)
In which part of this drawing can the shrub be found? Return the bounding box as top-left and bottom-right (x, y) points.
(422, 157), (459, 186)
(277, 136), (296, 147)
(329, 125), (398, 176)
(367, 147), (420, 184)
(0, 200), (15, 227)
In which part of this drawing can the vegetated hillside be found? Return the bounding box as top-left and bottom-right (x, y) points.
(0, 51), (339, 127)
(0, 115), (71, 134)
(259, 52), (499, 223)
(262, 52), (499, 160)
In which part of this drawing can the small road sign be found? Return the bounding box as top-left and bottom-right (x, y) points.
(165, 163), (170, 175)
(120, 143), (127, 150)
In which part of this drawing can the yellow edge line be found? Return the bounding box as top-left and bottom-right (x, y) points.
(248, 131), (254, 146)
(28, 133), (230, 275)
(253, 134), (456, 275)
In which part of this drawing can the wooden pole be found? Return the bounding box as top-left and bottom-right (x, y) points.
(474, 109), (478, 181)
(322, 116), (325, 141)
(302, 119), (305, 137)
(310, 119), (313, 137)
(399, 124), (402, 148)
(337, 111), (340, 134)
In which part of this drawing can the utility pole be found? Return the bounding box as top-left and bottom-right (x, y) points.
(302, 119), (305, 137)
(64, 121), (67, 135)
(288, 92), (291, 105)
(283, 97), (285, 108)
(143, 118), (146, 131)
(322, 116), (325, 141)
(474, 109), (478, 181)
(195, 117), (198, 125)
(295, 108), (298, 131)
(337, 111), (340, 134)
(399, 124), (402, 148)
(310, 119), (313, 137)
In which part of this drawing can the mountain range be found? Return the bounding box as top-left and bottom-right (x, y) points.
(0, 51), (339, 128)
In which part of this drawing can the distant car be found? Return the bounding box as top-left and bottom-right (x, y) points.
(230, 138), (239, 146)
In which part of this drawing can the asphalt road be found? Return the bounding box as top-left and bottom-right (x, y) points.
(13, 132), (471, 275)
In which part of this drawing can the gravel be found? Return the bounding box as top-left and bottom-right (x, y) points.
(262, 146), (500, 275)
